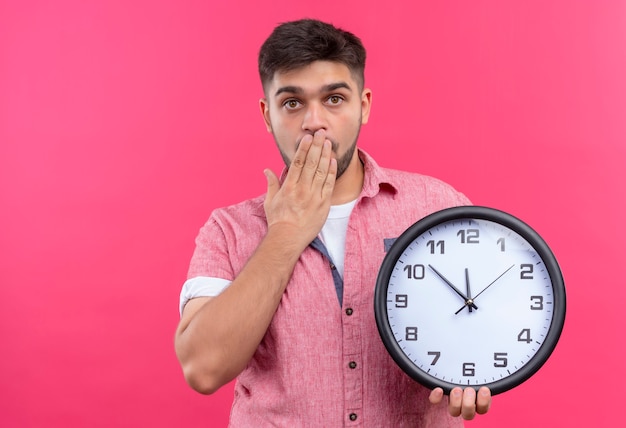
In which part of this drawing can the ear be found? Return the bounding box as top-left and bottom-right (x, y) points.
(259, 98), (272, 132)
(360, 89), (372, 124)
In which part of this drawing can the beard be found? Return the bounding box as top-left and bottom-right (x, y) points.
(333, 138), (358, 180)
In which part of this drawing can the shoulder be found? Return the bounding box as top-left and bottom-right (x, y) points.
(371, 161), (471, 208)
(390, 167), (468, 200)
(191, 195), (268, 275)
(196, 194), (267, 244)
(358, 164), (471, 236)
(360, 149), (470, 207)
(208, 194), (266, 224)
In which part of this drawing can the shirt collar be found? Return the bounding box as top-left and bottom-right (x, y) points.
(357, 149), (399, 199)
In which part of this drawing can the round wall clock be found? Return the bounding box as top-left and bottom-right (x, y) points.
(374, 206), (566, 395)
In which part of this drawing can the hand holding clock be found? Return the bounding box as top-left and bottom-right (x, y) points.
(429, 386), (491, 420)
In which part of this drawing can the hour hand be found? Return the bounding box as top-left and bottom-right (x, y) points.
(465, 268), (473, 313)
(454, 268), (477, 314)
(428, 264), (478, 310)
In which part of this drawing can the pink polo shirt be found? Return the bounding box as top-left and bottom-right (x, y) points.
(185, 150), (469, 427)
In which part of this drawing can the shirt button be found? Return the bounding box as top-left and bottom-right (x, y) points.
(345, 308), (353, 316)
(349, 361), (357, 369)
(349, 413), (357, 421)
(330, 263), (336, 270)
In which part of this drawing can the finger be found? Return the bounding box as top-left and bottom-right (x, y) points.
(428, 387), (445, 405)
(448, 387), (463, 417)
(460, 387), (477, 420)
(311, 138), (332, 186)
(312, 138), (332, 180)
(284, 134), (313, 185)
(264, 168), (280, 202)
(320, 155), (337, 199)
(475, 387), (491, 415)
(299, 130), (327, 185)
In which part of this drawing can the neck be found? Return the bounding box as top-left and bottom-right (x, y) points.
(330, 152), (364, 205)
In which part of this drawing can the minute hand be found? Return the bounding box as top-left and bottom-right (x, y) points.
(473, 264), (516, 300)
(428, 264), (478, 310)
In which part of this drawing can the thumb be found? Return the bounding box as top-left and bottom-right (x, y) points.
(264, 169), (280, 200)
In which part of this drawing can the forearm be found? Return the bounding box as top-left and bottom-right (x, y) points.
(175, 225), (306, 394)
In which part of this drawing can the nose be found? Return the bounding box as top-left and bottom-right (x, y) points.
(301, 102), (327, 133)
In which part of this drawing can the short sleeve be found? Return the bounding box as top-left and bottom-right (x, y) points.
(187, 215), (235, 281)
(179, 276), (231, 315)
(179, 214), (236, 315)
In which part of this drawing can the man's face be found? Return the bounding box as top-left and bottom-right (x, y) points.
(260, 61), (372, 179)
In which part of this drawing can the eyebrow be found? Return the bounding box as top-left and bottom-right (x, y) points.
(274, 82), (353, 97)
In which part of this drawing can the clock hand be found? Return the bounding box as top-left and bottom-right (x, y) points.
(455, 264), (515, 314)
(428, 264), (478, 310)
(465, 268), (473, 313)
(453, 268), (477, 315)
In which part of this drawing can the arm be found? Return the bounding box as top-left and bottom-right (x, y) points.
(174, 131), (337, 394)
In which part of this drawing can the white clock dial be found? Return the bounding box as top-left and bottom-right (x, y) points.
(375, 207), (565, 395)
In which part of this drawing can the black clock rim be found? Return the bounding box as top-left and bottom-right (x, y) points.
(374, 205), (566, 396)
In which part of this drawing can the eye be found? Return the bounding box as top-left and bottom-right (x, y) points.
(327, 95), (344, 105)
(283, 99), (301, 110)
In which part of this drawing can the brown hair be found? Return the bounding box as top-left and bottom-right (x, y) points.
(258, 19), (366, 91)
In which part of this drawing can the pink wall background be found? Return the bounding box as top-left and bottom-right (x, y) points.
(1, 1), (624, 426)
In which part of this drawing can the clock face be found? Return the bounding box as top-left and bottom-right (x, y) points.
(375, 206), (566, 395)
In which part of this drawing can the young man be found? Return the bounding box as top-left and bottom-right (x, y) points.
(175, 19), (491, 426)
